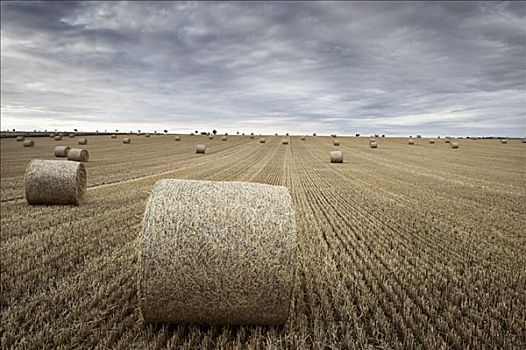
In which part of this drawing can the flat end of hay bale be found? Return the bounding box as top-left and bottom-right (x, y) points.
(195, 144), (206, 153)
(67, 148), (89, 162)
(330, 150), (343, 163)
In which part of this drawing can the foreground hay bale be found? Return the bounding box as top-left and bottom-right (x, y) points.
(259, 138), (266, 143)
(24, 160), (86, 205)
(408, 139), (415, 145)
(54, 146), (70, 157)
(54, 135), (63, 141)
(451, 142), (459, 149)
(195, 144), (206, 154)
(369, 141), (378, 148)
(175, 136), (181, 141)
(23, 140), (34, 147)
(111, 134), (117, 139)
(138, 179), (297, 325)
(16, 136), (25, 142)
(330, 150), (343, 163)
(78, 138), (88, 145)
(333, 140), (340, 146)
(501, 139), (508, 144)
(429, 139), (435, 144)
(123, 137), (131, 144)
(67, 148), (89, 162)
(282, 139), (289, 145)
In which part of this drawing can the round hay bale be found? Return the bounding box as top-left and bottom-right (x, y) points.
(195, 144), (206, 154)
(451, 142), (459, 149)
(445, 139), (451, 143)
(78, 138), (88, 145)
(259, 138), (266, 143)
(250, 136), (255, 139)
(54, 135), (63, 141)
(369, 141), (378, 148)
(54, 146), (70, 157)
(369, 138), (376, 143)
(138, 179), (297, 325)
(23, 140), (34, 147)
(408, 139), (414, 145)
(68, 133), (75, 138)
(301, 136), (306, 140)
(501, 139), (508, 144)
(429, 139), (435, 144)
(145, 134), (150, 138)
(24, 160), (86, 205)
(111, 134), (117, 139)
(175, 136), (181, 141)
(67, 148), (89, 162)
(222, 136), (228, 141)
(209, 136), (214, 140)
(281, 139), (289, 145)
(330, 150), (343, 163)
(16, 136), (25, 141)
(123, 137), (131, 144)
(333, 140), (340, 146)
(49, 133), (55, 138)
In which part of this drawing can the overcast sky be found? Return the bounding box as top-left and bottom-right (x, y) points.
(1, 1), (525, 136)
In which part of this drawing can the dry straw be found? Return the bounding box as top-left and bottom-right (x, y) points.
(408, 139), (414, 145)
(175, 136), (181, 141)
(16, 136), (25, 141)
(54, 135), (63, 141)
(451, 142), (459, 149)
(78, 138), (88, 145)
(111, 134), (117, 139)
(330, 150), (343, 163)
(123, 137), (131, 144)
(369, 141), (378, 148)
(138, 179), (297, 325)
(67, 148), (89, 162)
(259, 138), (266, 143)
(195, 144), (206, 154)
(333, 140), (340, 146)
(24, 159), (86, 205)
(23, 140), (34, 147)
(54, 146), (70, 157)
(282, 139), (289, 145)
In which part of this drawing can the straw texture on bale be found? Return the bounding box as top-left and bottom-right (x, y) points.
(23, 140), (34, 147)
(259, 138), (266, 143)
(175, 136), (181, 141)
(408, 139), (414, 145)
(330, 150), (343, 163)
(429, 139), (435, 144)
(123, 138), (131, 144)
(195, 144), (206, 154)
(282, 139), (289, 145)
(111, 134), (117, 139)
(78, 138), (88, 145)
(451, 142), (459, 149)
(24, 160), (86, 205)
(222, 136), (228, 141)
(501, 139), (508, 144)
(138, 179), (297, 325)
(54, 146), (70, 157)
(333, 140), (340, 146)
(369, 141), (378, 148)
(54, 135), (63, 141)
(16, 136), (25, 141)
(67, 148), (89, 162)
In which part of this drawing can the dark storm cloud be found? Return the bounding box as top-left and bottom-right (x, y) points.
(1, 1), (525, 135)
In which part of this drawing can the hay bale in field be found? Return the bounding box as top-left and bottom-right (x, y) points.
(259, 138), (266, 143)
(522, 139), (526, 143)
(417, 135), (422, 138)
(54, 135), (63, 141)
(501, 139), (508, 144)
(195, 144), (206, 154)
(175, 136), (181, 141)
(222, 136), (228, 141)
(16, 136), (25, 141)
(250, 136), (255, 139)
(138, 179), (297, 325)
(301, 136), (306, 140)
(451, 142), (459, 149)
(54, 146), (70, 157)
(111, 134), (117, 139)
(282, 139), (289, 145)
(369, 138), (376, 143)
(23, 140), (34, 147)
(408, 139), (414, 145)
(429, 139), (435, 144)
(145, 134), (150, 138)
(123, 137), (131, 144)
(24, 160), (86, 205)
(330, 150), (343, 163)
(78, 138), (88, 145)
(209, 136), (214, 140)
(49, 133), (55, 138)
(444, 139), (451, 143)
(333, 140), (340, 146)
(68, 133), (75, 138)
(67, 148), (89, 162)
(369, 141), (378, 148)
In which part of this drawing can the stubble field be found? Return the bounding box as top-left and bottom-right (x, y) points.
(1, 135), (525, 349)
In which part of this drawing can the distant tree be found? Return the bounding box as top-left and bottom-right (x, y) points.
(237, 131), (240, 135)
(250, 132), (254, 136)
(138, 129), (141, 133)
(164, 130), (168, 134)
(115, 129), (119, 133)
(195, 130), (198, 134)
(12, 129), (15, 132)
(355, 133), (360, 137)
(213, 130), (217, 135)
(74, 128), (78, 132)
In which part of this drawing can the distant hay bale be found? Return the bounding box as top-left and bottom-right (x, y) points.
(49, 134), (55, 138)
(445, 139), (451, 143)
(369, 141), (378, 148)
(417, 135), (422, 138)
(374, 134), (379, 138)
(429, 139), (435, 144)
(250, 136), (255, 139)
(333, 140), (340, 146)
(501, 139), (508, 144)
(24, 160), (86, 205)
(301, 136), (306, 140)
(330, 150), (343, 163)
(23, 140), (34, 147)
(259, 138), (266, 143)
(16, 136), (25, 141)
(209, 136), (214, 140)
(138, 179), (297, 325)
(67, 148), (89, 162)
(282, 139), (289, 145)
(78, 138), (88, 145)
(408, 139), (414, 145)
(111, 134), (117, 139)
(522, 139), (526, 143)
(369, 138), (376, 143)
(222, 136), (228, 141)
(145, 134), (150, 138)
(69, 133), (75, 138)
(54, 146), (70, 157)
(196, 144), (206, 154)
(54, 135), (63, 141)
(123, 137), (131, 144)
(175, 136), (181, 141)
(451, 142), (459, 149)
(286, 133), (289, 136)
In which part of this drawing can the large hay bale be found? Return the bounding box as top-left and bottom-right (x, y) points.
(259, 138), (266, 143)
(369, 141), (378, 148)
(123, 137), (131, 144)
(78, 138), (88, 145)
(138, 179), (297, 325)
(195, 144), (206, 154)
(429, 139), (435, 144)
(330, 150), (343, 163)
(16, 136), (25, 141)
(222, 136), (228, 141)
(175, 136), (181, 141)
(67, 148), (89, 162)
(111, 134), (117, 139)
(333, 140), (340, 146)
(54, 146), (70, 157)
(24, 160), (86, 205)
(408, 139), (414, 145)
(23, 140), (34, 147)
(281, 139), (289, 145)
(451, 142), (459, 149)
(501, 139), (508, 144)
(54, 135), (63, 141)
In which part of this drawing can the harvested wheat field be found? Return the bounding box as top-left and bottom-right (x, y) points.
(1, 135), (525, 349)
